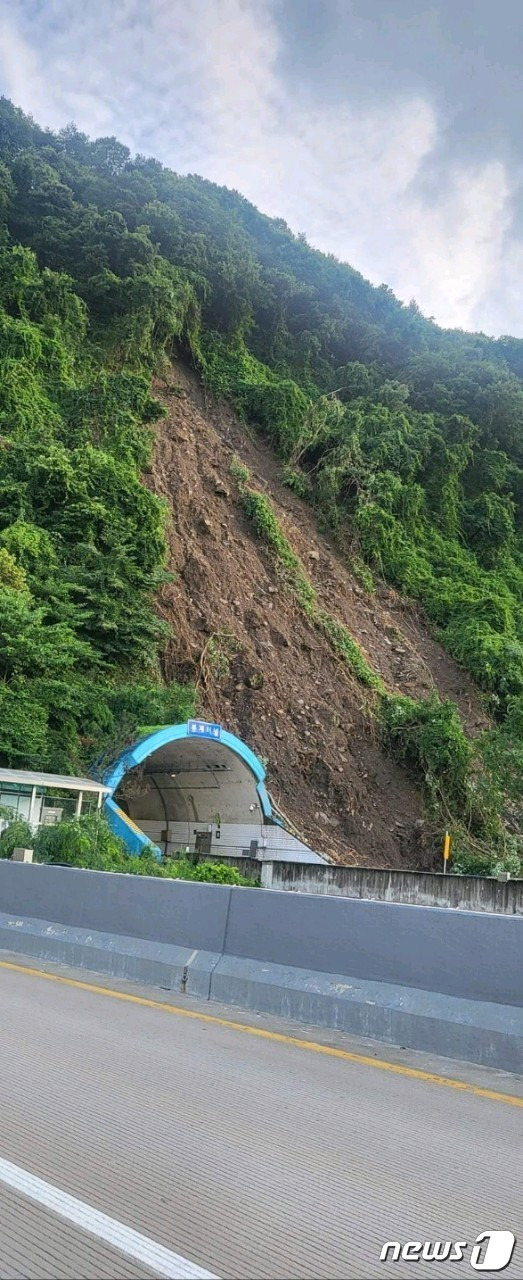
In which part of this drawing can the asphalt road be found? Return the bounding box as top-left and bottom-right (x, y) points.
(0, 955), (522, 1280)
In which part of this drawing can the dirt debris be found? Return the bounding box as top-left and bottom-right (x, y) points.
(146, 360), (487, 869)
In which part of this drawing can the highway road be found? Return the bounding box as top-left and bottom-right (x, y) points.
(0, 954), (522, 1280)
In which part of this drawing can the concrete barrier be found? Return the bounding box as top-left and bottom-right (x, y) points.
(0, 861), (522, 1073)
(220, 886), (523, 1006)
(0, 862), (230, 999)
(260, 861), (523, 913)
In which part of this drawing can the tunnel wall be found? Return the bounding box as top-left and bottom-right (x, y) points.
(138, 819), (324, 861)
(0, 861), (522, 1072)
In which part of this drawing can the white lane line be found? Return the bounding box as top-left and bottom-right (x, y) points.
(0, 1157), (218, 1279)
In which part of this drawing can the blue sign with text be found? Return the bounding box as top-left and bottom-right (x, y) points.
(187, 720), (222, 740)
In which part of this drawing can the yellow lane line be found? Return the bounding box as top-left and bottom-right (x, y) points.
(1, 957), (522, 1108)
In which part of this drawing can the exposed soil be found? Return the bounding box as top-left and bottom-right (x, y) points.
(146, 358), (487, 869)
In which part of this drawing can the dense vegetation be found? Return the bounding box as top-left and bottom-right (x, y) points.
(1, 96), (523, 866)
(0, 810), (256, 883)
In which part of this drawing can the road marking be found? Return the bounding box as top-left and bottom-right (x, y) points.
(1, 958), (522, 1109)
(0, 1156), (217, 1279)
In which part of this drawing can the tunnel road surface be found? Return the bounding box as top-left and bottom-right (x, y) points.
(0, 954), (522, 1280)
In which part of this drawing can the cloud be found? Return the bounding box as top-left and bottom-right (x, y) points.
(402, 162), (512, 330)
(0, 0), (519, 335)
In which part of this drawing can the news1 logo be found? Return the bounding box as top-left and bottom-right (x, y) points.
(380, 1231), (516, 1271)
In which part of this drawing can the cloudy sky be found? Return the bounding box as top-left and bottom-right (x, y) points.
(0, 0), (521, 336)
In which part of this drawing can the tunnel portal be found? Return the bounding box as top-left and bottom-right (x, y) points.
(103, 720), (279, 860)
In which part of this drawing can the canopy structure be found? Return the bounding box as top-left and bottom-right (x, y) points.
(103, 720), (325, 863)
(0, 767), (109, 830)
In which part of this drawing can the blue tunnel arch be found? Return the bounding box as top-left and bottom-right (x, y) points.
(103, 720), (276, 858)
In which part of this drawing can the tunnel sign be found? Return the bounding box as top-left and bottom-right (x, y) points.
(188, 720), (222, 739)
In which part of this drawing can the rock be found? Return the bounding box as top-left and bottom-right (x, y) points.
(309, 549), (320, 561)
(318, 811), (339, 828)
(214, 483), (230, 497)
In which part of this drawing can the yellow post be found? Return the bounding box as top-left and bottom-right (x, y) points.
(443, 830), (451, 874)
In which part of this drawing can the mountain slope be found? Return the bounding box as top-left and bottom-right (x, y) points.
(0, 97), (522, 871)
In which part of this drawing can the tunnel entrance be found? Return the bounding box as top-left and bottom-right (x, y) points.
(103, 720), (276, 860)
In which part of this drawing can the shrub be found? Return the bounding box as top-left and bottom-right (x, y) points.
(240, 379), (309, 457)
(34, 812), (132, 870)
(229, 454), (250, 485)
(450, 840), (523, 877)
(0, 813), (33, 858)
(164, 857), (256, 885)
(280, 464), (312, 498)
(379, 694), (473, 813)
(352, 556), (375, 593)
(318, 612), (383, 691)
(241, 488), (316, 613)
(449, 848), (496, 876)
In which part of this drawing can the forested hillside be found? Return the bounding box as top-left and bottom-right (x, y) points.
(1, 96), (523, 870)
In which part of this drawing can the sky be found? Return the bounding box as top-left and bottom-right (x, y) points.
(0, 0), (521, 336)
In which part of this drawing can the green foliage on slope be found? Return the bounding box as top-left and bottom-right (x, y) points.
(0, 111), (196, 771)
(1, 97), (523, 852)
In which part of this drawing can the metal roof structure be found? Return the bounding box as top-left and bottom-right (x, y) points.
(0, 768), (110, 794)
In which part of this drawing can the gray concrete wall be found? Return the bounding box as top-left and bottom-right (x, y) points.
(261, 861), (523, 913)
(0, 860), (230, 951)
(0, 861), (522, 1073)
(222, 886), (523, 1007)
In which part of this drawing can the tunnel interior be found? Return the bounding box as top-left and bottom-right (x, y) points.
(104, 722), (277, 860)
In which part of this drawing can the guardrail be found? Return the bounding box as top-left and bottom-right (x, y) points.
(258, 861), (523, 912)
